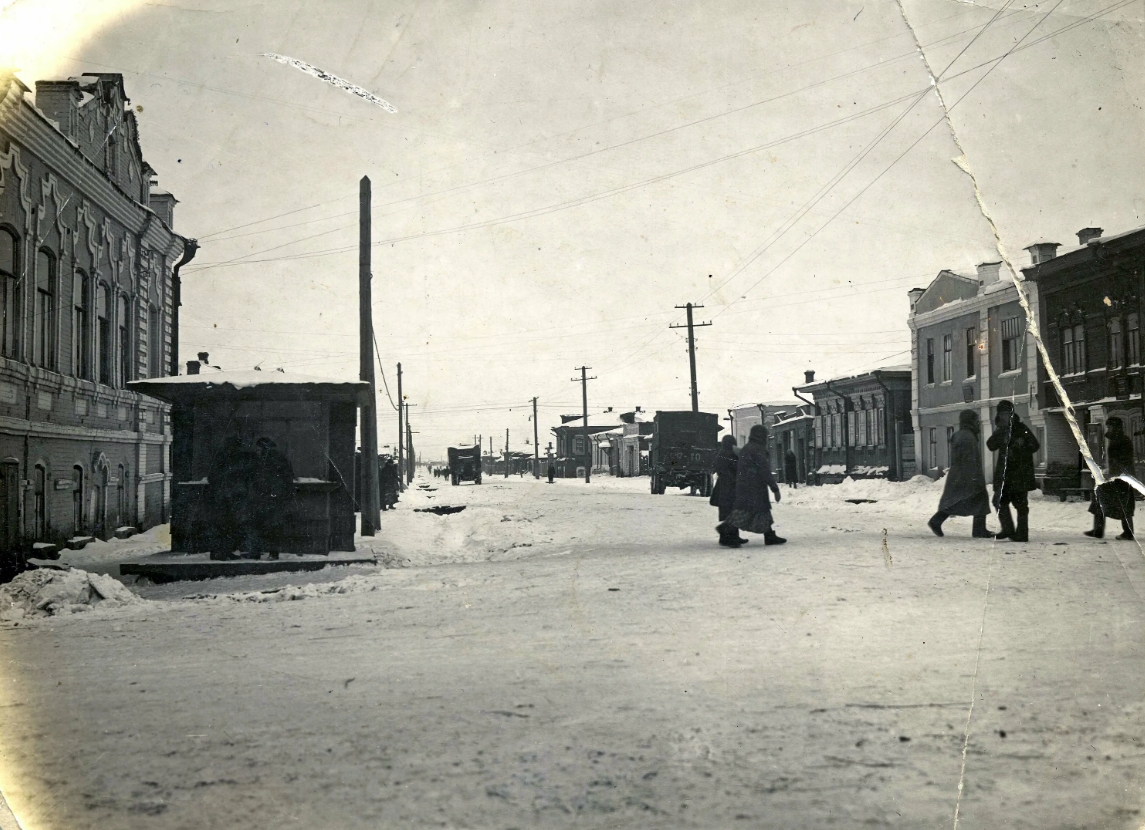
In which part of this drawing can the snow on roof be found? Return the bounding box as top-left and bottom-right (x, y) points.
(133, 369), (366, 388)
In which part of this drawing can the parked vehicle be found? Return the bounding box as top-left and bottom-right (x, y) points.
(447, 446), (482, 485)
(649, 411), (720, 495)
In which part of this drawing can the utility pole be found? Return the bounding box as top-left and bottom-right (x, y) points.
(504, 428), (510, 478)
(403, 402), (417, 485)
(358, 176), (380, 536)
(571, 366), (596, 483)
(396, 362), (404, 492)
(532, 397), (539, 479)
(670, 303), (712, 412)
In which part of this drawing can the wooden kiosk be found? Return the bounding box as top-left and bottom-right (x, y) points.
(128, 369), (370, 555)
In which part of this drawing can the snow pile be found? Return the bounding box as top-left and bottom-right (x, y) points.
(207, 574), (385, 604)
(783, 474), (945, 516)
(0, 567), (145, 620)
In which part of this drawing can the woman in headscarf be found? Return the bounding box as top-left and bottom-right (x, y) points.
(928, 409), (995, 538)
(729, 424), (786, 545)
(713, 434), (747, 547)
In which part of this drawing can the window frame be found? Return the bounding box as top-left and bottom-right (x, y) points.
(0, 226), (19, 359)
(942, 334), (952, 382)
(965, 326), (977, 378)
(34, 249), (56, 370)
(926, 338), (935, 385)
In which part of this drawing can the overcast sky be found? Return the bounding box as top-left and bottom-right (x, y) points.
(2, 0), (1142, 457)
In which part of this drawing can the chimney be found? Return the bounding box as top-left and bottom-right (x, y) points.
(34, 80), (81, 141)
(804, 370), (815, 384)
(197, 351), (209, 364)
(1077, 227), (1103, 246)
(186, 360), (201, 375)
(907, 287), (926, 311)
(976, 261), (1002, 285)
(1025, 241), (1061, 265)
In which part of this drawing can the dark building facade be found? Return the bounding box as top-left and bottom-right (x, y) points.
(0, 72), (191, 555)
(550, 420), (620, 478)
(795, 367), (914, 483)
(1024, 224), (1145, 491)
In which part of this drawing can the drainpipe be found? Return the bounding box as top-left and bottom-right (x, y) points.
(169, 238), (199, 377)
(872, 370), (900, 481)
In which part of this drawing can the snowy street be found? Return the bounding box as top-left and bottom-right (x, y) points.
(2, 475), (1145, 829)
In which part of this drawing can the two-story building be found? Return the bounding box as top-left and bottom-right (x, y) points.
(1023, 224), (1145, 490)
(907, 262), (1041, 481)
(550, 418), (621, 478)
(0, 72), (192, 560)
(795, 366), (913, 483)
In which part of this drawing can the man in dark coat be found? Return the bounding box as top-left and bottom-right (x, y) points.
(928, 410), (995, 538)
(713, 435), (747, 548)
(783, 449), (799, 489)
(248, 437), (295, 560)
(1086, 417), (1136, 540)
(986, 400), (1040, 542)
(208, 436), (254, 560)
(547, 462), (556, 483)
(729, 424), (785, 545)
(380, 457), (400, 510)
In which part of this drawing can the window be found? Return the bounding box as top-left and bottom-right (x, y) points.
(942, 334), (952, 381)
(1073, 323), (1087, 373)
(118, 295), (130, 386)
(928, 428), (937, 470)
(1129, 313), (1140, 366)
(33, 464), (46, 540)
(148, 304), (161, 378)
(876, 407), (885, 447)
(965, 327), (977, 378)
(34, 250), (55, 369)
(117, 463), (126, 526)
(73, 270), (90, 379)
(97, 283), (111, 385)
(0, 228), (18, 358)
(1001, 316), (1022, 372)
(573, 435), (585, 455)
(1061, 326), (1075, 374)
(1109, 317), (1123, 370)
(926, 338), (935, 384)
(847, 411), (856, 447)
(814, 416), (822, 448)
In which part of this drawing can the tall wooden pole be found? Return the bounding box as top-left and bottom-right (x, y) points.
(396, 362), (404, 492)
(572, 366), (596, 483)
(532, 396), (539, 478)
(671, 303), (711, 412)
(504, 428), (509, 478)
(359, 176), (380, 535)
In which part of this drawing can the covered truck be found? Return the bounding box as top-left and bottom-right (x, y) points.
(649, 411), (720, 495)
(447, 445), (482, 485)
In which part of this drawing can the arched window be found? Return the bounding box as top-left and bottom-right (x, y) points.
(73, 270), (90, 379)
(118, 295), (131, 386)
(148, 303), (160, 378)
(0, 228), (18, 358)
(116, 463), (126, 527)
(97, 282), (111, 385)
(35, 249), (55, 369)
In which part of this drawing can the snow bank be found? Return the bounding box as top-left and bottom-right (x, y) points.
(0, 568), (146, 621)
(185, 574), (385, 604)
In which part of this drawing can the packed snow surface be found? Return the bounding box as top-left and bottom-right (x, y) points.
(0, 567), (145, 620)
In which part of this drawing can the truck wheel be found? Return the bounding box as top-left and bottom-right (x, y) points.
(451, 475), (457, 486)
(476, 476), (482, 485)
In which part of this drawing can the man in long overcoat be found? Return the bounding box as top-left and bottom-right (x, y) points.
(1086, 417), (1136, 540)
(713, 435), (747, 548)
(249, 436), (295, 559)
(986, 399), (1040, 542)
(784, 449), (799, 489)
(928, 410), (995, 538)
(729, 424), (785, 545)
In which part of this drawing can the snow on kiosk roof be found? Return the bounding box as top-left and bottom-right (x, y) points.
(128, 370), (372, 406)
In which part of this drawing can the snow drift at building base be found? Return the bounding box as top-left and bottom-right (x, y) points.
(0, 568), (145, 621)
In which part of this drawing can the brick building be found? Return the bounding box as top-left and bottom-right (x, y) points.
(1023, 224), (1145, 492)
(0, 72), (192, 557)
(907, 262), (1041, 482)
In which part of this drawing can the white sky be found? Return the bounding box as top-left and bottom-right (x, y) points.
(2, 0), (1142, 459)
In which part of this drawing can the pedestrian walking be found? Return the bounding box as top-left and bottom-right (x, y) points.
(380, 457), (400, 510)
(986, 400), (1040, 543)
(1086, 417), (1136, 540)
(784, 449), (799, 489)
(250, 436), (295, 559)
(712, 435), (747, 548)
(928, 410), (996, 538)
(728, 424), (786, 545)
(547, 462), (556, 483)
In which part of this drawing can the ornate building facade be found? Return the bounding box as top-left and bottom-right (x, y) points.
(0, 72), (193, 557)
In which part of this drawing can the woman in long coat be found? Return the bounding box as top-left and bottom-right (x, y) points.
(928, 410), (995, 538)
(713, 435), (747, 547)
(1086, 416), (1136, 540)
(729, 424), (786, 545)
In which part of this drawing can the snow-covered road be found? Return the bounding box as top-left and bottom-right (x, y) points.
(2, 475), (1145, 829)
